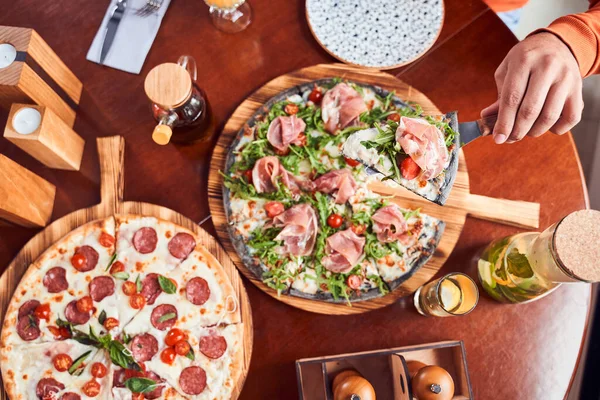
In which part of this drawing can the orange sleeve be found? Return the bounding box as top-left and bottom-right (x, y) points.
(533, 0), (600, 77)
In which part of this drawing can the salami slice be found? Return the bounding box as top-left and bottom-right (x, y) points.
(17, 315), (40, 341)
(133, 227), (158, 254)
(43, 267), (68, 293)
(131, 333), (159, 362)
(179, 366), (207, 395)
(185, 277), (210, 306)
(143, 371), (164, 399)
(150, 304), (178, 331)
(18, 299), (40, 320)
(36, 377), (65, 398)
(141, 273), (162, 305)
(64, 300), (91, 325)
(168, 233), (196, 260)
(89, 276), (115, 302)
(199, 335), (227, 359)
(113, 369), (126, 388)
(61, 393), (81, 400)
(74, 245), (99, 272)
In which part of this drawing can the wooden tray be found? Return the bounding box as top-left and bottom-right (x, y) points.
(207, 63), (540, 315)
(0, 136), (253, 400)
(296, 340), (473, 400)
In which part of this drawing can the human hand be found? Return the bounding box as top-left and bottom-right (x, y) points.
(481, 32), (584, 144)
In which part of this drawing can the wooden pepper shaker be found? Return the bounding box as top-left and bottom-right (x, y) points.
(332, 370), (376, 400)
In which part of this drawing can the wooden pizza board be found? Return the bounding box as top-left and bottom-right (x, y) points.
(0, 136), (253, 400)
(207, 63), (540, 315)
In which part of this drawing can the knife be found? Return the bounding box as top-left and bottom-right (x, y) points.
(100, 0), (127, 65)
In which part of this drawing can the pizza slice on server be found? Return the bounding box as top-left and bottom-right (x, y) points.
(0, 217), (118, 348)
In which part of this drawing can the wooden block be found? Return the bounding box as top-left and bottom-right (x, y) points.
(0, 26), (82, 104)
(4, 103), (85, 170)
(0, 154), (55, 227)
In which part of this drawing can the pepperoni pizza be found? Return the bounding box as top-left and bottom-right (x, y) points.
(0, 215), (244, 399)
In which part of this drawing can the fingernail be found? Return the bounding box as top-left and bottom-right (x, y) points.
(494, 134), (507, 144)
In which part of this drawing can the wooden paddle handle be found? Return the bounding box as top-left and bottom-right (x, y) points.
(97, 136), (125, 211)
(465, 193), (540, 229)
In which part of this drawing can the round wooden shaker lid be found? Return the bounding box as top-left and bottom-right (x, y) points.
(144, 63), (192, 109)
(554, 209), (600, 282)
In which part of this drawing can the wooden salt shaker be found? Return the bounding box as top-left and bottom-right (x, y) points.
(332, 370), (376, 400)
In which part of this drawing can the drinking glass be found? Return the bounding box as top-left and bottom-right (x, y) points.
(203, 0), (252, 33)
(414, 273), (479, 317)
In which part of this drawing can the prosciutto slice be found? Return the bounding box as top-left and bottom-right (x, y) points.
(273, 203), (318, 257)
(321, 83), (368, 134)
(266, 116), (306, 153)
(313, 169), (357, 204)
(372, 205), (409, 243)
(395, 116), (449, 180)
(322, 229), (365, 273)
(252, 156), (313, 194)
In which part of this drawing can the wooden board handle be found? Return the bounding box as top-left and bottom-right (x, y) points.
(465, 193), (540, 229)
(97, 136), (125, 211)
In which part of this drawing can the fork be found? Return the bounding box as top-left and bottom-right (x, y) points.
(135, 0), (163, 17)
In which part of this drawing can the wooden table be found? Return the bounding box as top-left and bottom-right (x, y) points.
(0, 1), (591, 399)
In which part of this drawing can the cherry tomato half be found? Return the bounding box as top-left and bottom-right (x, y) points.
(103, 317), (119, 331)
(122, 281), (137, 296)
(129, 294), (146, 310)
(347, 275), (363, 290)
(284, 103), (299, 115)
(242, 169), (253, 184)
(52, 353), (73, 372)
(71, 253), (87, 271)
(160, 347), (176, 365)
(165, 328), (186, 347)
(82, 380), (101, 397)
(350, 223), (366, 236)
(327, 214), (343, 229)
(76, 296), (93, 313)
(295, 132), (307, 147)
(99, 232), (115, 248)
(387, 113), (400, 122)
(400, 157), (421, 180)
(34, 303), (51, 322)
(110, 261), (126, 275)
(344, 157), (361, 167)
(264, 201), (285, 219)
(308, 88), (323, 104)
(91, 362), (108, 379)
(174, 340), (191, 356)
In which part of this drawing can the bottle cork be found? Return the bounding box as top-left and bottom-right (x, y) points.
(152, 125), (173, 146)
(554, 210), (600, 282)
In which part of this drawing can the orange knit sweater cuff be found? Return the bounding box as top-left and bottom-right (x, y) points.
(532, 16), (599, 77)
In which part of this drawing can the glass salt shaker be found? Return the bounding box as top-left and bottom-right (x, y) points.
(144, 55), (212, 145)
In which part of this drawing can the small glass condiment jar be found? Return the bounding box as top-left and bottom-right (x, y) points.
(478, 209), (600, 303)
(144, 55), (211, 145)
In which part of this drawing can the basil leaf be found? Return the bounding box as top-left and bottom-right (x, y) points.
(157, 312), (177, 324)
(105, 253), (117, 271)
(135, 275), (142, 293)
(185, 347), (195, 361)
(158, 275), (176, 294)
(112, 271), (130, 281)
(98, 310), (107, 325)
(109, 340), (139, 370)
(56, 318), (72, 330)
(125, 377), (158, 394)
(68, 350), (92, 376)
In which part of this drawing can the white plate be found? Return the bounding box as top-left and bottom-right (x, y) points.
(306, 0), (444, 69)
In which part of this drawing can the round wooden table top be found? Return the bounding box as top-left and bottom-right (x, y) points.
(0, 1), (591, 399)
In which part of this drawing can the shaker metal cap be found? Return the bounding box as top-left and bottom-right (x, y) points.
(144, 63), (192, 109)
(554, 209), (600, 282)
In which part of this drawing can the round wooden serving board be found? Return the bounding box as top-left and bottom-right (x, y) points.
(208, 63), (540, 315)
(0, 136), (253, 400)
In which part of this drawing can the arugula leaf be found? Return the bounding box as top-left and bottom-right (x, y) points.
(368, 274), (390, 295)
(105, 253), (117, 272)
(157, 312), (177, 324)
(112, 271), (130, 281)
(158, 275), (177, 294)
(221, 172), (259, 201)
(68, 350), (92, 376)
(125, 377), (158, 394)
(262, 258), (295, 295)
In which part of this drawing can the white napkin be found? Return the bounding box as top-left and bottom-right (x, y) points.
(87, 0), (171, 74)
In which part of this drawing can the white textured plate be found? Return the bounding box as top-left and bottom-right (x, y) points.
(306, 0), (444, 69)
